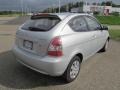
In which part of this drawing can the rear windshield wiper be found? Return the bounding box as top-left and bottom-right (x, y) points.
(28, 27), (47, 31)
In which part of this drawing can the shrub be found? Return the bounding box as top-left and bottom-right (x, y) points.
(111, 12), (119, 16)
(93, 11), (100, 15)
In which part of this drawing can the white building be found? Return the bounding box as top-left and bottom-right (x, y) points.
(70, 3), (120, 15)
(83, 4), (120, 15)
(112, 7), (120, 13)
(71, 8), (81, 13)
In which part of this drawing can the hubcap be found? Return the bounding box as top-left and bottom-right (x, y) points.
(70, 60), (80, 79)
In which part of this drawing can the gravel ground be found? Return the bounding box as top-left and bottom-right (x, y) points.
(108, 25), (120, 30)
(0, 25), (120, 90)
(4, 16), (30, 25)
(0, 17), (16, 25)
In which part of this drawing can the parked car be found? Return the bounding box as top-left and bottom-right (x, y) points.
(12, 13), (109, 82)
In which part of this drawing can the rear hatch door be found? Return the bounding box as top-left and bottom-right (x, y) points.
(16, 14), (61, 57)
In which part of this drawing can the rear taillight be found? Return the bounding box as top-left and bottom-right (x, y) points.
(48, 37), (63, 57)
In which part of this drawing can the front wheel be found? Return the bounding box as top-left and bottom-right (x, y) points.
(100, 40), (109, 52)
(63, 56), (81, 83)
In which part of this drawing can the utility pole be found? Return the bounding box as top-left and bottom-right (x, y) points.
(59, 0), (61, 13)
(20, 0), (24, 16)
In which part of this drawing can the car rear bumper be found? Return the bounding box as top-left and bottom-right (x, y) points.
(12, 46), (67, 76)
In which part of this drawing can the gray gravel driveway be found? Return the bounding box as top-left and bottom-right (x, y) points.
(0, 40), (120, 90)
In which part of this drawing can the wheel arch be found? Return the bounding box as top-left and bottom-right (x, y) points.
(75, 53), (83, 62)
(63, 52), (83, 82)
(108, 37), (110, 41)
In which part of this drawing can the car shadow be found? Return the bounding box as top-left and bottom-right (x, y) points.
(0, 51), (66, 89)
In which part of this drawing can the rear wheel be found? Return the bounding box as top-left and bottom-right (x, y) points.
(63, 56), (81, 83)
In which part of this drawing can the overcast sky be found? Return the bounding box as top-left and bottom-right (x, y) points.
(0, 0), (120, 11)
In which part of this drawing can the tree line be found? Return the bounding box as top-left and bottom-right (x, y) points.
(0, 1), (119, 14)
(0, 11), (22, 15)
(42, 1), (120, 13)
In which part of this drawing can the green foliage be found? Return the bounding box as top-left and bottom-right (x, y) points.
(96, 16), (120, 25)
(101, 1), (112, 6)
(106, 1), (112, 6)
(0, 11), (23, 16)
(93, 11), (100, 15)
(111, 12), (119, 16)
(42, 1), (120, 13)
(101, 1), (120, 7)
(42, 1), (84, 13)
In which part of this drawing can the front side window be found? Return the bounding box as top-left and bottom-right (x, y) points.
(69, 16), (88, 32)
(85, 16), (101, 31)
(21, 17), (60, 31)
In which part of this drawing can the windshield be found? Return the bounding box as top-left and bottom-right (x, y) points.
(21, 17), (60, 31)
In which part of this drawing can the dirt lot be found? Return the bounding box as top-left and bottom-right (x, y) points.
(0, 23), (120, 90)
(0, 25), (18, 52)
(0, 17), (16, 24)
(108, 25), (120, 30)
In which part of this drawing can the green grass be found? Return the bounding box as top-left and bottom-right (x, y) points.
(96, 16), (120, 25)
(109, 30), (120, 41)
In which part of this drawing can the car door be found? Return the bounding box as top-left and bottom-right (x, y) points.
(61, 16), (97, 60)
(84, 16), (106, 53)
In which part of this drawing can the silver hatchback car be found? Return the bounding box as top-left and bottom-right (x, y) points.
(12, 13), (109, 82)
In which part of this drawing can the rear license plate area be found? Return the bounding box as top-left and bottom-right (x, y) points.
(23, 40), (33, 50)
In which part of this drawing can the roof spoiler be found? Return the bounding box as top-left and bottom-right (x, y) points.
(31, 13), (61, 20)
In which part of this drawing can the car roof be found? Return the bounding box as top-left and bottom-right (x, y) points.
(51, 13), (92, 20)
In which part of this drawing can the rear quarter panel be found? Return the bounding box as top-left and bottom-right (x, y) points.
(60, 24), (96, 67)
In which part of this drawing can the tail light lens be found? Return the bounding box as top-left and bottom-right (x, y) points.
(48, 37), (63, 57)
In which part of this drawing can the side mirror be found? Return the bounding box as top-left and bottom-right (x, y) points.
(102, 26), (108, 30)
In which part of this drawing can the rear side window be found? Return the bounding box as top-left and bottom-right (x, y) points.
(21, 16), (60, 31)
(68, 16), (88, 32)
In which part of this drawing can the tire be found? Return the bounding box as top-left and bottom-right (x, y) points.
(100, 40), (109, 52)
(63, 56), (81, 83)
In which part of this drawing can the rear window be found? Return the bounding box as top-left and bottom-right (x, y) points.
(21, 16), (61, 31)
